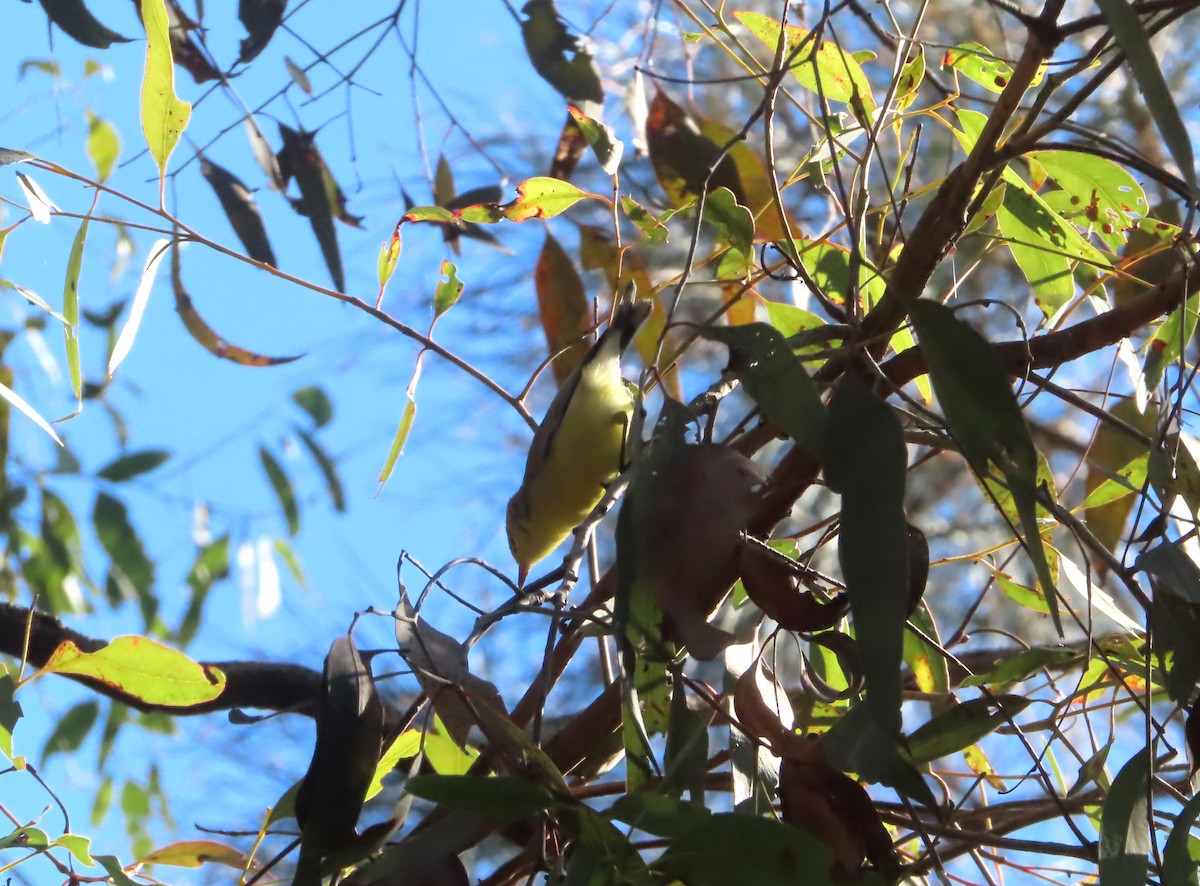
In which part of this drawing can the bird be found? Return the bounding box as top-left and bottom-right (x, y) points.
(506, 291), (651, 584)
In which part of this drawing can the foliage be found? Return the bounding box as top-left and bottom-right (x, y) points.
(0, 1), (1198, 884)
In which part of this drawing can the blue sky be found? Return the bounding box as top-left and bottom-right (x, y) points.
(0, 1), (595, 877)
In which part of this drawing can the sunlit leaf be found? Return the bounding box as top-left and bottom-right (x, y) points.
(63, 216), (88, 405)
(35, 637), (225, 706)
(109, 239), (170, 378)
(86, 112), (120, 183)
(567, 105), (623, 174)
(139, 839), (248, 869)
(140, 0), (192, 198)
(15, 172), (56, 223)
(0, 378), (62, 445)
(433, 259), (464, 319)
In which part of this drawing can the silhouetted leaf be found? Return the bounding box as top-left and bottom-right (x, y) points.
(93, 493), (156, 623)
(38, 0), (130, 48)
(98, 449), (170, 482)
(238, 0), (287, 63)
(293, 386), (332, 427)
(259, 447), (299, 535)
(698, 322), (827, 453)
(656, 813), (834, 885)
(296, 429), (344, 512)
(909, 299), (1061, 634)
(1099, 747), (1151, 886)
(903, 695), (1030, 765)
(41, 700), (99, 760)
(200, 157), (277, 266)
(520, 0), (603, 106)
(405, 775), (557, 820)
(1163, 791), (1200, 886)
(646, 89), (743, 208)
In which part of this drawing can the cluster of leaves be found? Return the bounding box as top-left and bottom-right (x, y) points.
(3, 0), (1200, 885)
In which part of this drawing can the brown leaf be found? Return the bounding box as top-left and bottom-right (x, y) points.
(549, 110), (588, 181)
(779, 757), (897, 878)
(238, 0), (286, 63)
(738, 542), (849, 633)
(646, 89), (744, 209)
(535, 233), (591, 386)
(39, 0), (131, 49)
(643, 444), (766, 660)
(906, 522), (929, 615)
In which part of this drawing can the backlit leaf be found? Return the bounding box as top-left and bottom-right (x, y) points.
(140, 0), (192, 198)
(86, 112), (120, 183)
(535, 232), (591, 385)
(38, 0), (130, 48)
(36, 637), (225, 706)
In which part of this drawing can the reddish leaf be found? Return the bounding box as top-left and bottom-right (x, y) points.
(535, 233), (591, 386)
(646, 89), (744, 209)
(738, 542), (849, 632)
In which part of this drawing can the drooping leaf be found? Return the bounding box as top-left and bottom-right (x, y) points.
(697, 322), (827, 453)
(259, 447), (299, 535)
(199, 157), (276, 266)
(296, 429), (344, 512)
(520, 0), (603, 106)
(36, 637), (225, 706)
(377, 386), (416, 488)
(1163, 792), (1200, 886)
(535, 232), (591, 386)
(140, 0), (192, 199)
(62, 216), (88, 406)
(238, 0), (287, 63)
(1099, 747), (1151, 886)
(93, 493), (156, 623)
(38, 0), (131, 48)
(110, 239), (171, 378)
(295, 634), (386, 859)
(909, 299), (1061, 634)
(433, 260), (464, 319)
(15, 171), (56, 223)
(1095, 0), (1196, 193)
(98, 449), (170, 482)
(824, 374), (908, 742)
(0, 674), (22, 762)
(41, 699), (99, 760)
(171, 246), (301, 366)
(277, 124), (361, 291)
(284, 56), (313, 95)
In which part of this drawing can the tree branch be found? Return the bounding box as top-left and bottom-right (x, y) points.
(0, 602), (322, 718)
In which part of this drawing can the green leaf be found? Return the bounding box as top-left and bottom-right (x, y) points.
(736, 10), (875, 117)
(1145, 291), (1200, 390)
(824, 374), (908, 740)
(139, 0), (192, 196)
(903, 695), (1030, 765)
(377, 388), (417, 489)
(296, 429), (345, 512)
(259, 447), (299, 536)
(1163, 791), (1200, 886)
(1030, 150), (1146, 248)
(54, 833), (94, 866)
(609, 794), (712, 838)
(405, 775), (557, 820)
(86, 111), (120, 183)
(178, 537), (230, 646)
(0, 673), (23, 761)
(1095, 0), (1195, 194)
(942, 42), (1034, 94)
(36, 636), (226, 706)
(93, 492), (156, 625)
(292, 386), (333, 427)
(520, 0), (604, 105)
(567, 106), (623, 174)
(961, 647), (1079, 687)
(1099, 747), (1151, 886)
(433, 260), (464, 319)
(41, 699), (99, 760)
(703, 186), (754, 280)
(696, 323), (827, 453)
(909, 299), (1061, 634)
(655, 812), (834, 885)
(62, 217), (89, 406)
(95, 854), (139, 886)
(98, 449), (170, 482)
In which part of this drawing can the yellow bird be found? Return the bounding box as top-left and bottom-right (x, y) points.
(506, 294), (651, 583)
